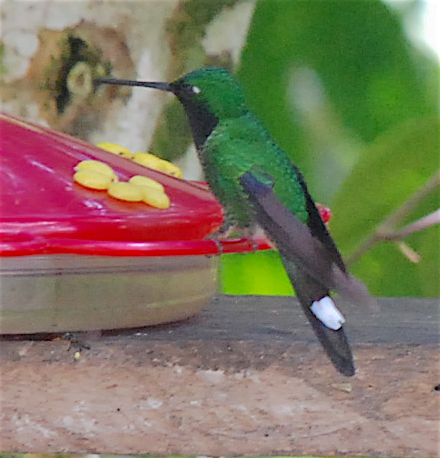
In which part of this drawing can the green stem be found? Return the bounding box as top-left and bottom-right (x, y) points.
(347, 169), (440, 266)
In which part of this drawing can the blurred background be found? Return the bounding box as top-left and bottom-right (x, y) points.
(2, 0), (439, 297)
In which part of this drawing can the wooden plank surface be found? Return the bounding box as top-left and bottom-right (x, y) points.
(103, 295), (439, 345)
(1, 295), (439, 456)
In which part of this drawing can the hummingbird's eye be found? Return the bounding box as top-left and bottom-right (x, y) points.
(191, 86), (201, 95)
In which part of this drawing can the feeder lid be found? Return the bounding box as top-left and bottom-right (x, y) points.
(0, 113), (269, 256)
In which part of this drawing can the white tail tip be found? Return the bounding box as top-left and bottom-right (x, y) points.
(311, 296), (346, 330)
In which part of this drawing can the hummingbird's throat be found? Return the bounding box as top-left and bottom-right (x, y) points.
(181, 99), (219, 150)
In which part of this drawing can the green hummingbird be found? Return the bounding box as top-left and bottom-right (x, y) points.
(95, 67), (375, 376)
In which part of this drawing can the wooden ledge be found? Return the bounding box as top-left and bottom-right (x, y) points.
(1, 296), (439, 456)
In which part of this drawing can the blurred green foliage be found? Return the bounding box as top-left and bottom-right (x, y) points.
(222, 0), (439, 297)
(222, 250), (293, 295)
(331, 116), (440, 296)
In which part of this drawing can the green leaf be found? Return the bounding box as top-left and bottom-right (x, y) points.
(238, 0), (437, 195)
(330, 116), (440, 296)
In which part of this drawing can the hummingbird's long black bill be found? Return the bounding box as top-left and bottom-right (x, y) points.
(94, 77), (173, 92)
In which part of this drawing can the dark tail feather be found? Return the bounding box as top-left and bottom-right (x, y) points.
(281, 256), (355, 377)
(238, 171), (356, 375)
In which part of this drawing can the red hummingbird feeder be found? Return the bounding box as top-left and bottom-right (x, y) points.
(0, 113), (271, 334)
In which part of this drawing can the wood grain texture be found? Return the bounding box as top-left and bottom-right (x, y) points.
(99, 295), (440, 345)
(1, 295), (439, 456)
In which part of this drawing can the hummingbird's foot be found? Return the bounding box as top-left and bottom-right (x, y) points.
(208, 224), (264, 253)
(206, 222), (250, 254)
(205, 234), (224, 255)
(209, 219), (240, 238)
(206, 220), (238, 243)
(205, 224), (237, 255)
(235, 226), (260, 252)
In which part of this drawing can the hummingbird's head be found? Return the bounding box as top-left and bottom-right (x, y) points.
(170, 67), (247, 120)
(94, 67), (247, 150)
(168, 67), (248, 149)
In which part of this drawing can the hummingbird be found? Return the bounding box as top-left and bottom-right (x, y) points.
(95, 67), (375, 376)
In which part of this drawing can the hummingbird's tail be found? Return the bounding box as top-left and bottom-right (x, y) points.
(238, 171), (362, 376)
(281, 256), (355, 376)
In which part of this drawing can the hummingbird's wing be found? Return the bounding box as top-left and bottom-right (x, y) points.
(239, 172), (376, 308)
(239, 171), (375, 376)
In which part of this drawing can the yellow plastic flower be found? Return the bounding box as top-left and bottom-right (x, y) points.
(75, 160), (118, 181)
(97, 142), (133, 159)
(128, 175), (165, 192)
(73, 170), (113, 190)
(133, 152), (183, 178)
(107, 182), (143, 202)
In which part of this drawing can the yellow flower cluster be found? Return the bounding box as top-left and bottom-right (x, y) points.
(73, 160), (170, 209)
(97, 142), (183, 178)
